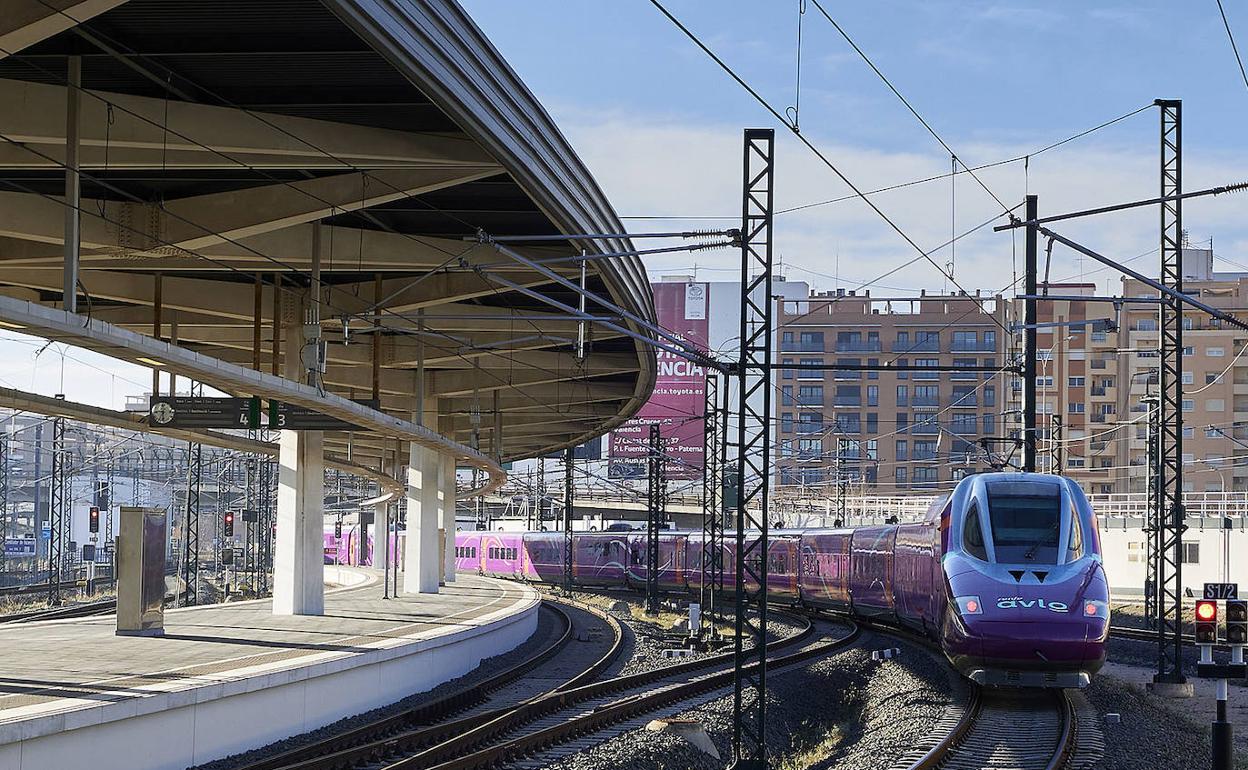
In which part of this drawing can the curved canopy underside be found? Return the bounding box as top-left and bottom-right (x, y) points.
(0, 0), (656, 471)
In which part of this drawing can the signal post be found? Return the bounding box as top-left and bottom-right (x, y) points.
(1195, 583), (1247, 770)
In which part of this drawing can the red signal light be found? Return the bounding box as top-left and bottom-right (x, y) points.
(1197, 600), (1218, 621)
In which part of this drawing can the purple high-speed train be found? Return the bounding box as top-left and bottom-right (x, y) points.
(454, 472), (1109, 688)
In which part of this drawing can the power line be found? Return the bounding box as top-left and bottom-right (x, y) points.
(1216, 0), (1248, 93)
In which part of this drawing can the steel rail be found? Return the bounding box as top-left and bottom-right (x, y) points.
(403, 618), (858, 770)
(236, 598), (622, 770)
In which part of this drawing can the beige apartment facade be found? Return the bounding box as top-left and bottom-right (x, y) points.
(775, 290), (1008, 495)
(1008, 248), (1248, 494)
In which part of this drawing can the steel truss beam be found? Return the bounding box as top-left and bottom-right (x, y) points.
(47, 416), (67, 605)
(1144, 396), (1160, 629)
(563, 447), (574, 589)
(0, 433), (7, 575)
(732, 128), (774, 770)
(1155, 99), (1186, 684)
(182, 441), (203, 606)
(700, 373), (722, 639)
(645, 423), (665, 615)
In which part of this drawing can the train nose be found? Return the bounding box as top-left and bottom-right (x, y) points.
(959, 614), (1106, 688)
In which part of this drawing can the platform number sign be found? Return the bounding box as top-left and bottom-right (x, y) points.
(1204, 582), (1239, 600)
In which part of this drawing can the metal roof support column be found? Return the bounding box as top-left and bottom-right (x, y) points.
(47, 414), (66, 605)
(699, 372), (721, 640)
(63, 55), (81, 315)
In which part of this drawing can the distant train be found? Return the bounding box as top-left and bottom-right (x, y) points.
(452, 473), (1109, 689)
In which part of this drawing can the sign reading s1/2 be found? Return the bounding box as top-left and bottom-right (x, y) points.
(149, 396), (378, 430)
(1204, 582), (1239, 600)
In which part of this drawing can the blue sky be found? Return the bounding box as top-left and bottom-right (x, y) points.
(462, 1), (1248, 293)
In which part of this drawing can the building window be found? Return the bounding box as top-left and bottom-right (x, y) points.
(1136, 319), (1158, 331)
(799, 413), (825, 433)
(798, 438), (821, 459)
(914, 385), (939, 406)
(896, 358), (908, 380)
(1207, 372), (1219, 384)
(1182, 542), (1200, 564)
(914, 358), (940, 379)
(867, 357), (880, 380)
(866, 413), (878, 433)
(866, 439), (878, 460)
(984, 331), (997, 349)
(952, 330), (977, 350)
(983, 413), (995, 433)
(781, 414), (793, 433)
(895, 440), (908, 461)
(1182, 371), (1194, 385)
(896, 412), (909, 432)
(984, 386), (996, 407)
(867, 385), (879, 407)
(800, 385), (825, 406)
(1068, 376), (1085, 387)
(833, 385), (859, 406)
(914, 440), (938, 460)
(1207, 427), (1222, 438)
(914, 467), (938, 483)
(1068, 457), (1086, 468)
(1182, 399), (1195, 412)
(950, 414), (977, 434)
(1068, 402), (1085, 414)
(1207, 399), (1226, 412)
(896, 385), (908, 406)
(781, 385), (793, 406)
(782, 358), (793, 379)
(1183, 346), (1194, 357)
(1036, 376), (1054, 387)
(799, 331), (824, 352)
(895, 467), (908, 484)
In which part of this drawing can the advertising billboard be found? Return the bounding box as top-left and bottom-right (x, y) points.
(609, 282), (709, 479)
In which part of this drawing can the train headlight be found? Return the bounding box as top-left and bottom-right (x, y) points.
(956, 596), (983, 616)
(1082, 600), (1109, 619)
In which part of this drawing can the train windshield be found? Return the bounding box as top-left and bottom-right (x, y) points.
(985, 481), (1063, 564)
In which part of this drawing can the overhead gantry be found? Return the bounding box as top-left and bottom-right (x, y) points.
(0, 0), (655, 613)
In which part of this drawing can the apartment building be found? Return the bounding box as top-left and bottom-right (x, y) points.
(774, 290), (1008, 493)
(1008, 247), (1248, 494)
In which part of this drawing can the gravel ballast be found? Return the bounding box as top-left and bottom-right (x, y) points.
(533, 630), (953, 770)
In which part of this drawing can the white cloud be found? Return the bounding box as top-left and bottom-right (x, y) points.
(563, 113), (1248, 299)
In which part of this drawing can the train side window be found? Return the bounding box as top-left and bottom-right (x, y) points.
(1067, 505), (1085, 562)
(963, 503), (988, 561)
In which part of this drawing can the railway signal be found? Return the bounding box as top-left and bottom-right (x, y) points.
(1227, 600), (1248, 645)
(223, 511), (235, 538)
(1196, 600), (1218, 644)
(88, 506), (99, 534)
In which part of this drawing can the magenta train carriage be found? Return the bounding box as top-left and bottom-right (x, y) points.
(452, 473), (1109, 689)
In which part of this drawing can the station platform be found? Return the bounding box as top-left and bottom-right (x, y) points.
(0, 569), (539, 770)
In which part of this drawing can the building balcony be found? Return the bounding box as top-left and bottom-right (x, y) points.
(949, 341), (996, 352)
(911, 422), (940, 435)
(835, 341), (882, 353)
(913, 371), (941, 380)
(1234, 382), (1248, 396)
(912, 396), (940, 407)
(951, 370), (979, 381)
(1091, 414), (1108, 423)
(780, 340), (825, 353)
(892, 340), (940, 353)
(832, 397), (860, 407)
(1091, 386), (1108, 396)
(1090, 360), (1108, 370)
(950, 423), (978, 435)
(950, 395), (978, 407)
(831, 371), (860, 381)
(796, 423), (825, 435)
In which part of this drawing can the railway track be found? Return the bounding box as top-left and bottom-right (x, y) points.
(896, 684), (1102, 770)
(0, 597), (117, 623)
(233, 597), (624, 770)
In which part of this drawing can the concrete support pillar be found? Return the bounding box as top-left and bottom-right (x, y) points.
(441, 457), (456, 583)
(404, 443), (440, 593)
(273, 295), (325, 615)
(273, 429), (324, 615)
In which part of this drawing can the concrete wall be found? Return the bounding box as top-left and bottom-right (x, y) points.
(0, 582), (538, 770)
(1101, 517), (1244, 598)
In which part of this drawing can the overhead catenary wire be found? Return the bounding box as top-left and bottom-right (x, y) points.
(1216, 0), (1248, 94)
(646, 0), (1011, 338)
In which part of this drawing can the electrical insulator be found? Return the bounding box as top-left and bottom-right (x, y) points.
(1196, 599), (1219, 644)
